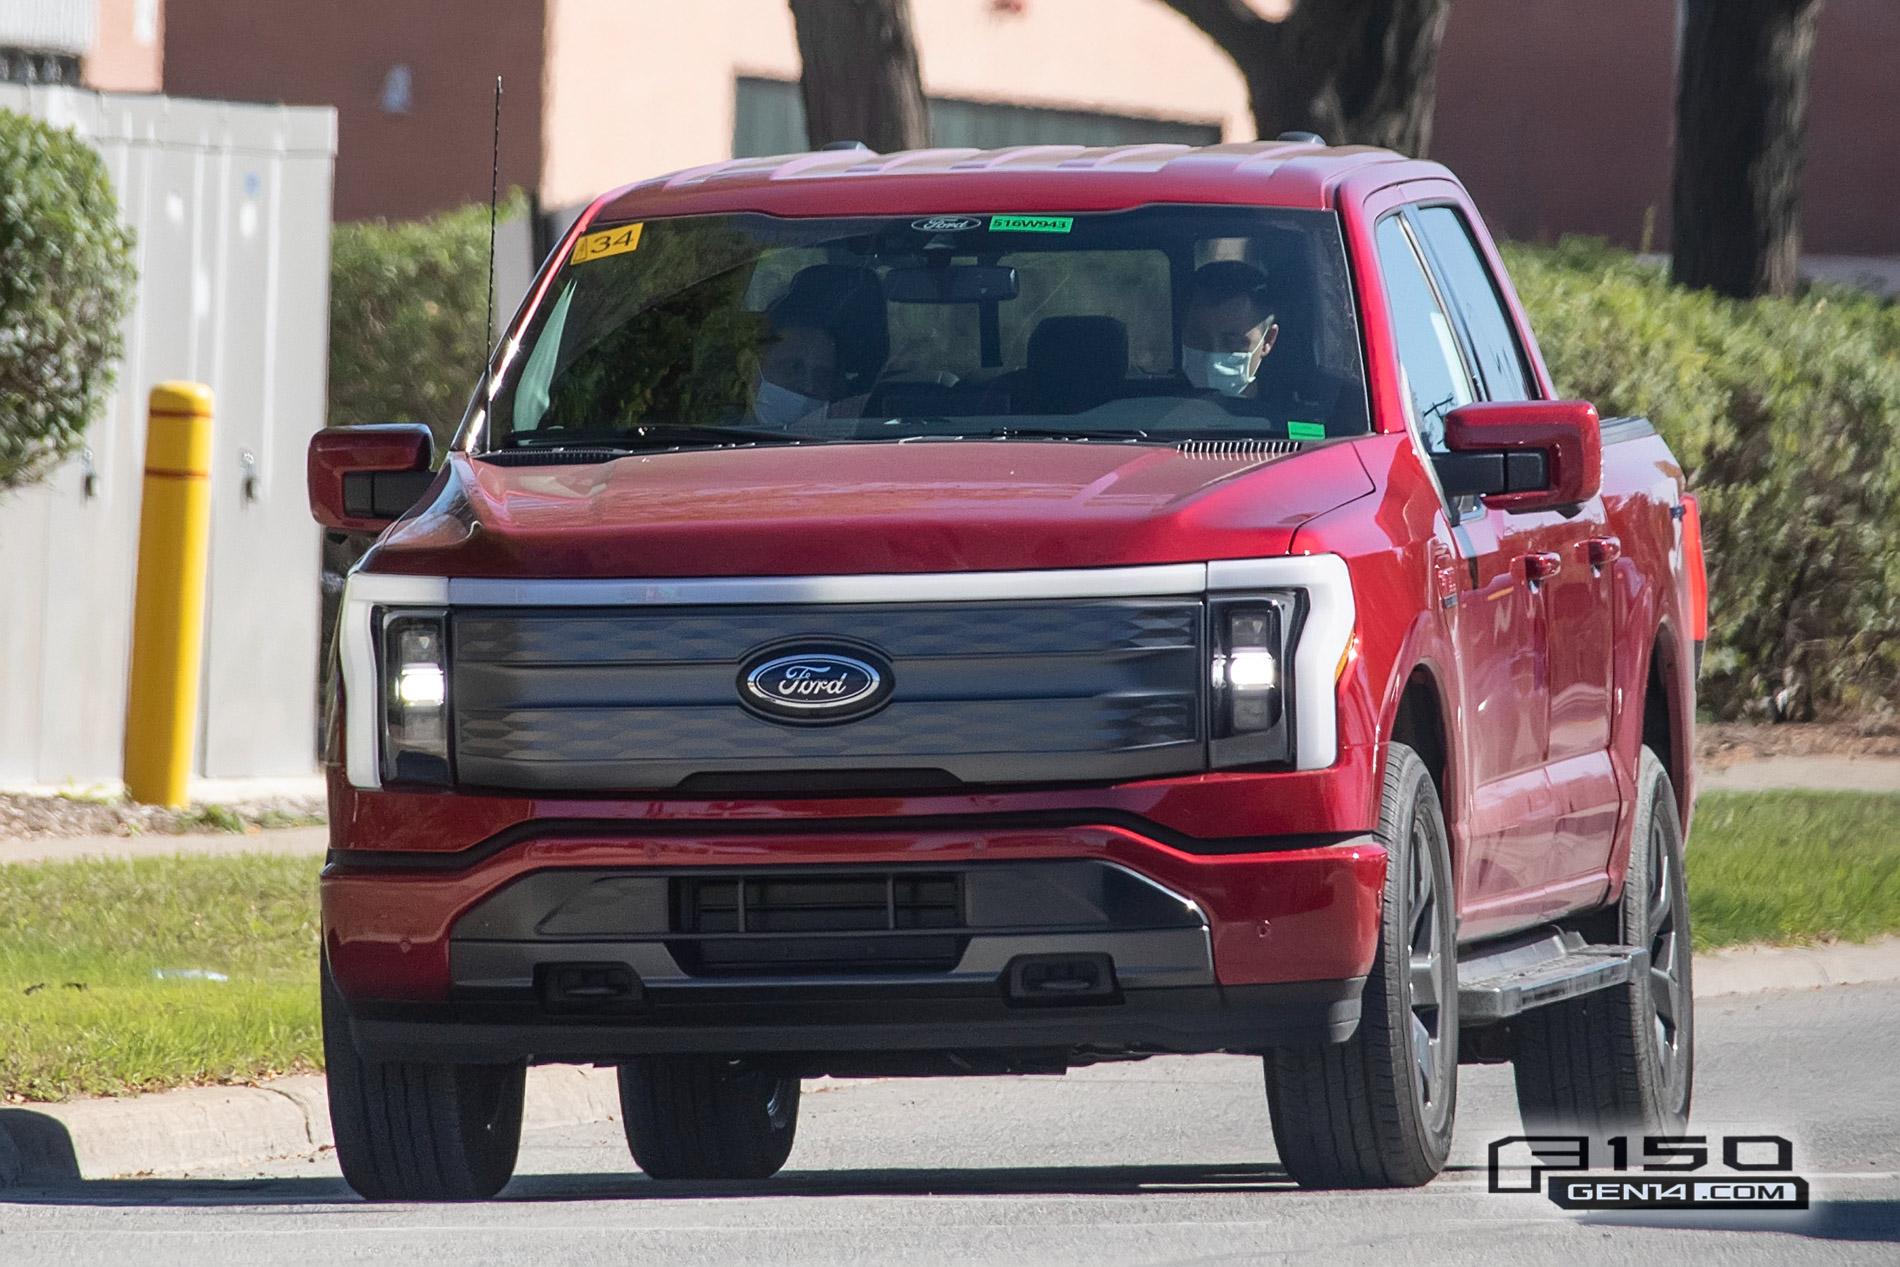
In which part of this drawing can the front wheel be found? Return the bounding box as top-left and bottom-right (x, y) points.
(1262, 741), (1459, 1188)
(322, 961), (526, 1201)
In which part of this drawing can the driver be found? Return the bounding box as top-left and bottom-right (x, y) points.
(1180, 260), (1279, 400)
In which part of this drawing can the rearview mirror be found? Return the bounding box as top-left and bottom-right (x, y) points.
(307, 423), (437, 534)
(1438, 400), (1601, 512)
(883, 264), (1019, 304)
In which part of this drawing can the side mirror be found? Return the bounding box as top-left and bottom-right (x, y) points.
(307, 424), (437, 534)
(1437, 400), (1601, 512)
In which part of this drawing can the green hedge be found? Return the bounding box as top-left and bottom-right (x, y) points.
(1505, 239), (1900, 719)
(327, 195), (525, 447)
(0, 110), (136, 493)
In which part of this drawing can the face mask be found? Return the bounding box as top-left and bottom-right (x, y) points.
(753, 375), (827, 428)
(1183, 343), (1260, 397)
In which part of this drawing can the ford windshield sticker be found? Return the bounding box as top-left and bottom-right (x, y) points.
(989, 214), (1074, 234)
(911, 215), (984, 232)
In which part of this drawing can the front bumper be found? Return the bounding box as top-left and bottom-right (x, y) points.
(344, 980), (1364, 1067)
(324, 819), (1385, 1062)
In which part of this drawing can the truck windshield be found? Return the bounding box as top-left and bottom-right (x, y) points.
(480, 206), (1367, 450)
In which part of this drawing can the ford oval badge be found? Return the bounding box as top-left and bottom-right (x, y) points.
(910, 215), (983, 233)
(738, 645), (893, 724)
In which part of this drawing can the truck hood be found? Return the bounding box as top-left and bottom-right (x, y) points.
(364, 440), (1374, 578)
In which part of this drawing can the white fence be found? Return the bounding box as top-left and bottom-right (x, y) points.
(0, 84), (337, 787)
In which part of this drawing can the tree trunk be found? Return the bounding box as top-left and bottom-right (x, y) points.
(1162, 0), (1453, 155)
(1272, 0), (1453, 154)
(1672, 0), (1825, 298)
(788, 0), (930, 153)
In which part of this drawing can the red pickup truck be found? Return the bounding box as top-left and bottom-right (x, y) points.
(308, 139), (1708, 1201)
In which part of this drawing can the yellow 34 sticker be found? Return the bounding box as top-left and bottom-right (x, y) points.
(571, 222), (644, 264)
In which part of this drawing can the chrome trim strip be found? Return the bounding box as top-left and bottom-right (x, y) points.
(446, 564), (1209, 607)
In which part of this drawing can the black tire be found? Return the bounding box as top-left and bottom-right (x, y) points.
(1262, 741), (1458, 1188)
(619, 1056), (800, 1180)
(321, 960), (526, 1201)
(1513, 745), (1693, 1141)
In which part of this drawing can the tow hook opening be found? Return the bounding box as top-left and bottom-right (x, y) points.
(537, 962), (645, 1014)
(1003, 953), (1119, 1006)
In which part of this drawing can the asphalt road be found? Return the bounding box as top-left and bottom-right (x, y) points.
(3, 982), (1896, 1266)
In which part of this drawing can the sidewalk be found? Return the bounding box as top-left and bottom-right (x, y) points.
(1699, 755), (1900, 794)
(0, 825), (328, 866)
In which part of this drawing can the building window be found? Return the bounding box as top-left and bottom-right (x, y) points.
(733, 77), (1220, 158)
(380, 64), (414, 115)
(0, 48), (82, 86)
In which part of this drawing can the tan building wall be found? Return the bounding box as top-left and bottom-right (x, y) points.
(85, 0), (163, 92)
(165, 0), (1248, 222)
(539, 0), (1253, 211)
(159, 0), (1897, 257)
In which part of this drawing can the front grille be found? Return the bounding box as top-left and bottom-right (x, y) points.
(449, 598), (1206, 791)
(669, 872), (966, 976)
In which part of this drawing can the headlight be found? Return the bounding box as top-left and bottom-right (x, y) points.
(381, 610), (451, 785)
(1209, 594), (1298, 768)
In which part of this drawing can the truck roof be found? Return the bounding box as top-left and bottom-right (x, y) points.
(590, 140), (1447, 225)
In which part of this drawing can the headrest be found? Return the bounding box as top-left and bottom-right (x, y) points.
(1025, 315), (1130, 414)
(769, 264), (889, 388)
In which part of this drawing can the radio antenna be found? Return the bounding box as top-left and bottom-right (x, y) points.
(484, 74), (502, 401)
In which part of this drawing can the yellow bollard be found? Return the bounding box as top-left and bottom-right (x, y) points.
(123, 382), (215, 807)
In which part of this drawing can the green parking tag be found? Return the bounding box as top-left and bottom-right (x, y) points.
(1287, 420), (1327, 440)
(989, 214), (1073, 234)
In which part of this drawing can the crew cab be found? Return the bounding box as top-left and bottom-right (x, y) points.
(308, 139), (1708, 1200)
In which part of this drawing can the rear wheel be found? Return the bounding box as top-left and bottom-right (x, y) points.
(1262, 741), (1458, 1187)
(322, 961), (525, 1201)
(619, 1056), (800, 1180)
(1513, 745), (1693, 1140)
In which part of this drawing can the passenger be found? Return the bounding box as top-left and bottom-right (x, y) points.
(1180, 260), (1280, 400)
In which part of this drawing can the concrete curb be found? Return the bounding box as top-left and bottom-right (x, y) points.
(0, 1064), (618, 1187)
(4, 938), (1898, 1186)
(1692, 934), (1900, 997)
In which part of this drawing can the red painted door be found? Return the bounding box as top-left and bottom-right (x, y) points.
(1408, 203), (1618, 921)
(1529, 499), (1620, 895)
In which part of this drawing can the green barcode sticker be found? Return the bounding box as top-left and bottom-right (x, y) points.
(989, 214), (1073, 234)
(1287, 420), (1327, 440)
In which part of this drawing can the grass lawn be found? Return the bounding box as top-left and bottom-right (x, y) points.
(0, 853), (320, 1102)
(1689, 790), (1900, 950)
(0, 790), (1894, 1102)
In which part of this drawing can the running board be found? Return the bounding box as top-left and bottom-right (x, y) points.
(1456, 930), (1647, 1023)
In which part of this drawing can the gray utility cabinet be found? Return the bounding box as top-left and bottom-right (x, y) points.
(0, 84), (337, 786)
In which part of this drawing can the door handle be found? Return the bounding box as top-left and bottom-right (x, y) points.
(1430, 540), (1460, 608)
(1585, 535), (1622, 568)
(1521, 551), (1562, 583)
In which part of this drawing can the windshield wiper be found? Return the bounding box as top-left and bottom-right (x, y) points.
(507, 424), (804, 450)
(986, 425), (1152, 442)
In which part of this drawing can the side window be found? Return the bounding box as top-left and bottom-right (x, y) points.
(1374, 215), (1473, 455)
(1415, 207), (1535, 402)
